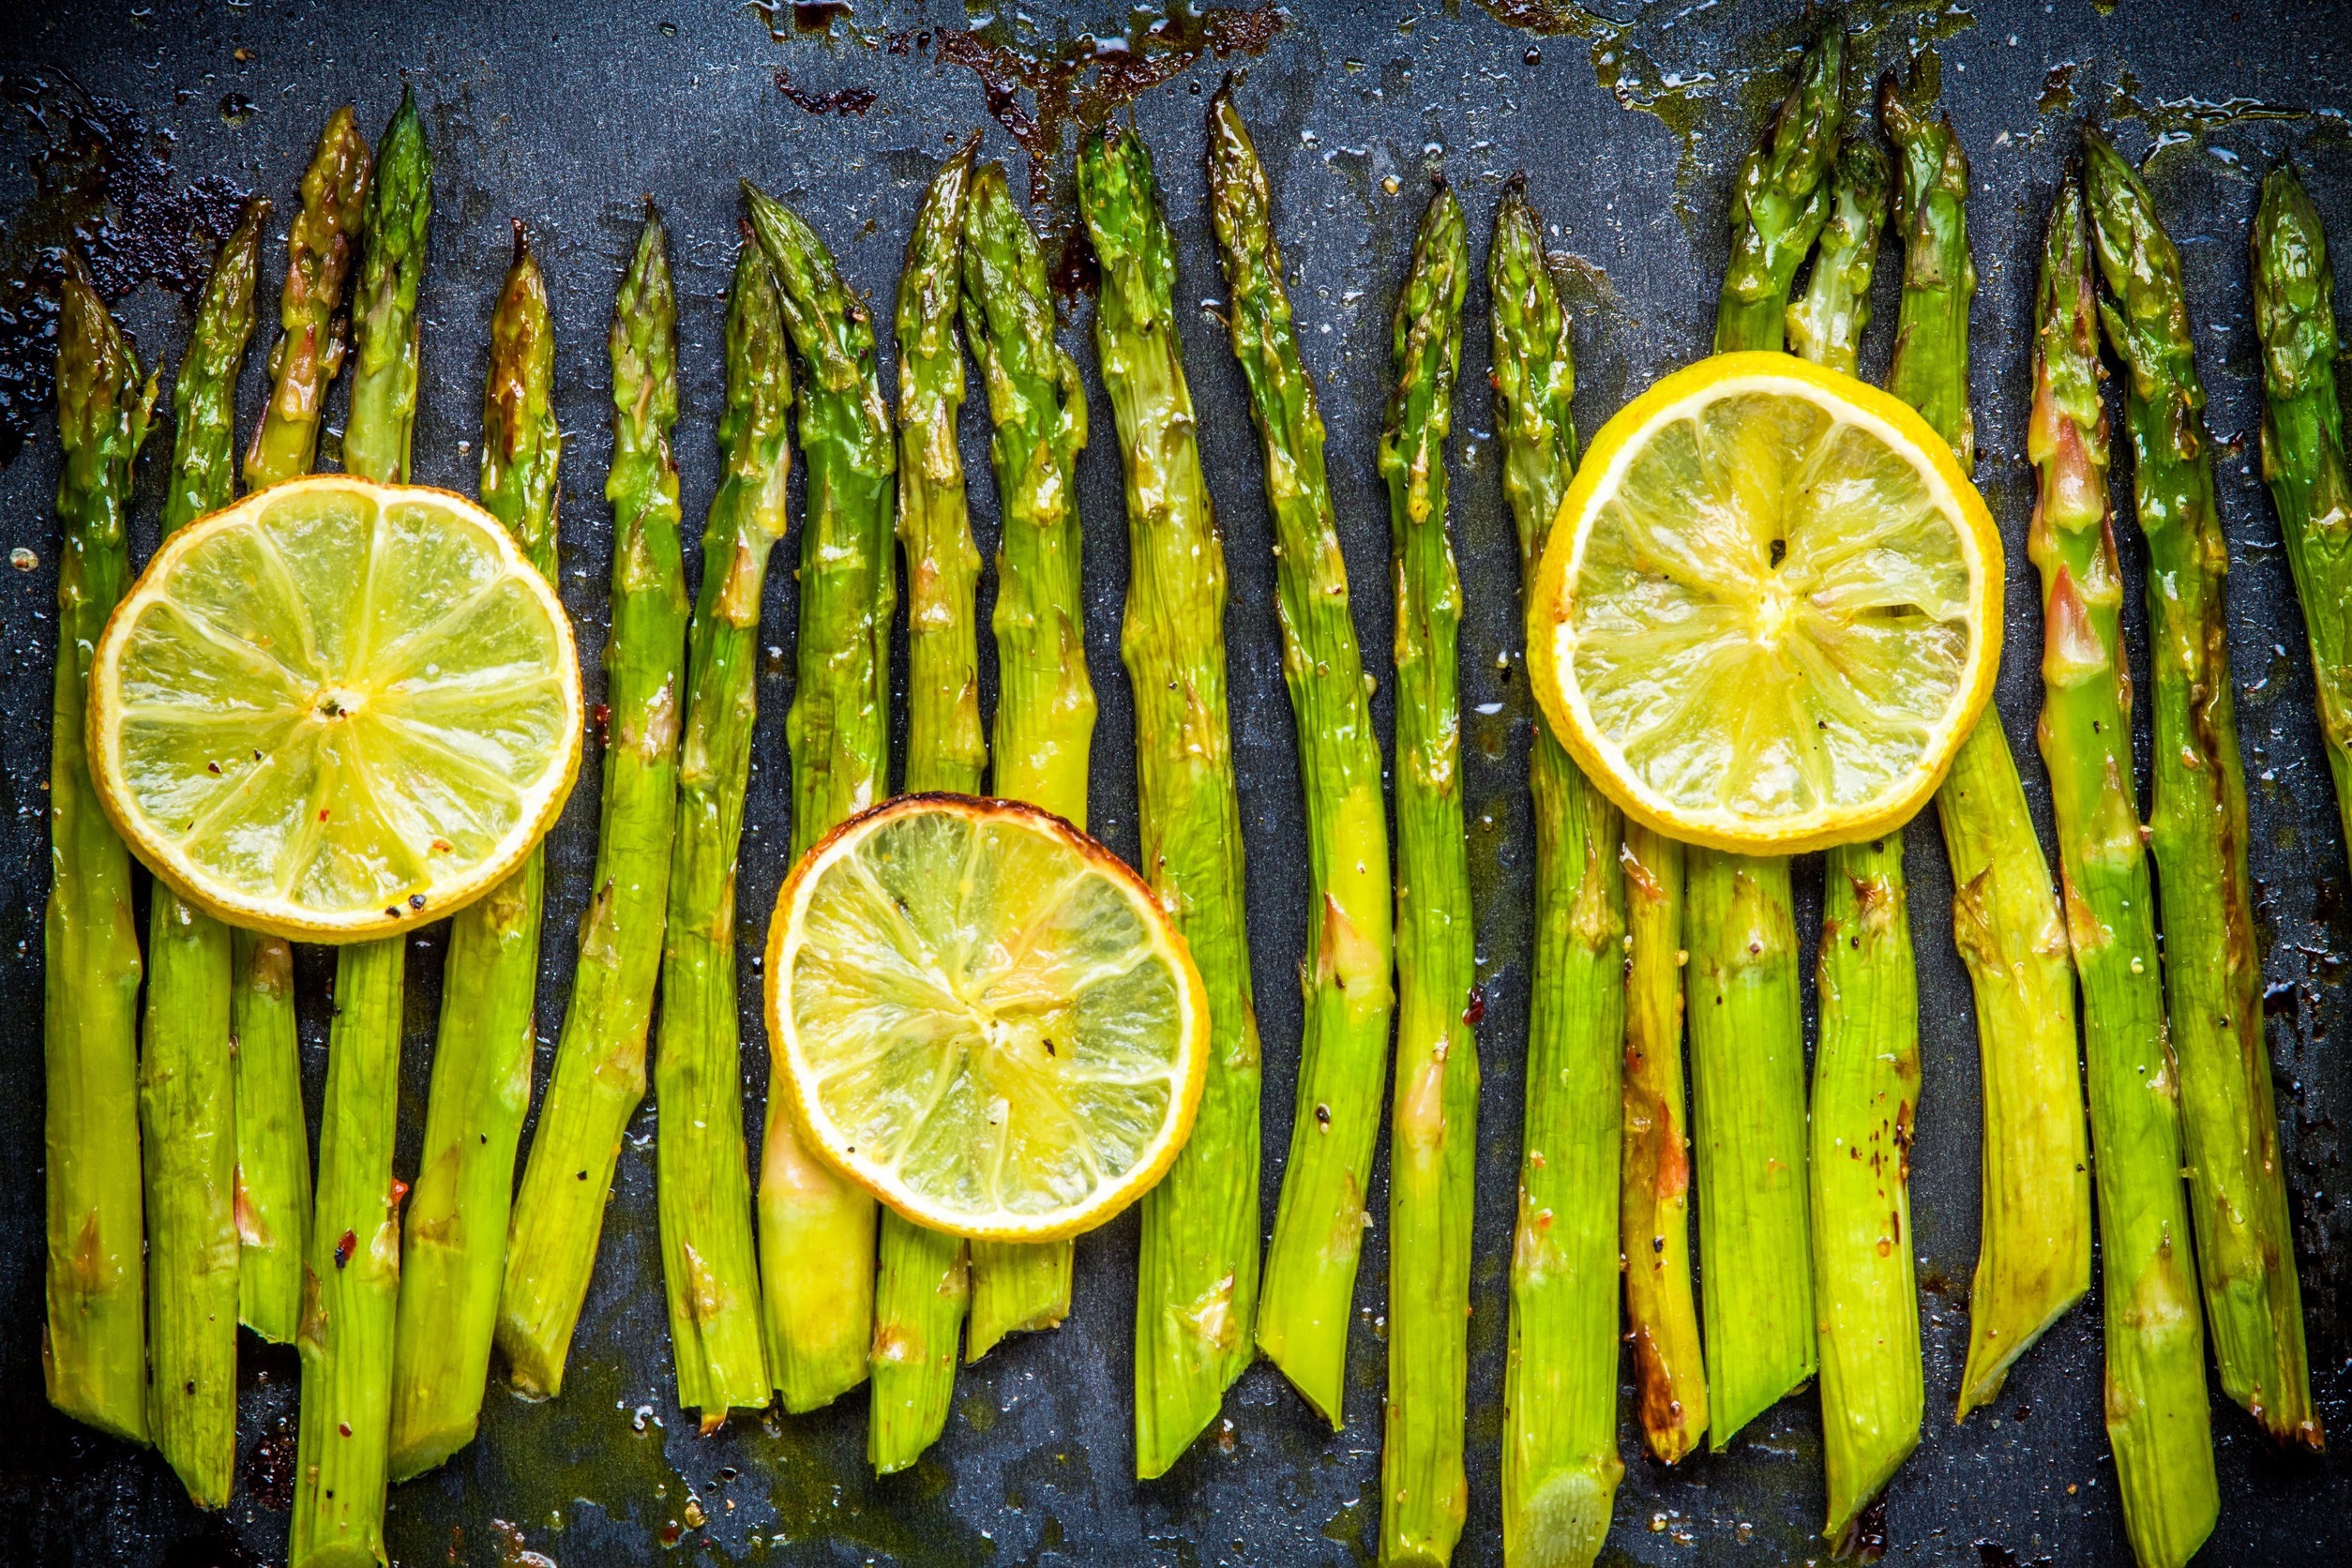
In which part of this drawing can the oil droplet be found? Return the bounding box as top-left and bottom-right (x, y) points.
(10, 547), (37, 571)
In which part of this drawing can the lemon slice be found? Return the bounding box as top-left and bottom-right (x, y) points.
(87, 475), (582, 941)
(1530, 351), (2002, 854)
(765, 794), (1210, 1242)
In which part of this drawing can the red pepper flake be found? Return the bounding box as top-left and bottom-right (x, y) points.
(1462, 986), (1486, 1026)
(591, 702), (611, 746)
(390, 1179), (410, 1208)
(333, 1229), (356, 1269)
(318, 807), (330, 822)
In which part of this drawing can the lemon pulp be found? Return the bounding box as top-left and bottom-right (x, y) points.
(1533, 354), (1998, 852)
(768, 797), (1208, 1241)
(90, 475), (580, 938)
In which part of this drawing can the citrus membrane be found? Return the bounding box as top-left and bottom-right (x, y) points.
(87, 475), (581, 940)
(1529, 352), (2002, 853)
(765, 794), (1210, 1242)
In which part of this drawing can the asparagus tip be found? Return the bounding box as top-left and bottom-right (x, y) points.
(1502, 169), (1528, 197)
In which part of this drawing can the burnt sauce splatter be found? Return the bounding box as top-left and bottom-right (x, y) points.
(0, 76), (250, 465)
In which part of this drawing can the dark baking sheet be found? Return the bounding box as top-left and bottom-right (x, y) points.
(0, 1), (2346, 1562)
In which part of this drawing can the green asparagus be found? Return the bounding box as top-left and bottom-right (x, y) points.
(143, 201), (265, 1508)
(44, 256), (157, 1446)
(391, 229), (559, 1480)
(341, 88), (429, 489)
(1880, 58), (2090, 1417)
(655, 240), (790, 1426)
(959, 159), (1096, 1356)
(497, 209), (689, 1398)
(1078, 123), (1264, 1479)
(2255, 165), (2352, 872)
(244, 105), (369, 490)
(1784, 126), (1923, 1545)
(233, 927), (309, 1343)
(1693, 23), (1840, 1448)
(1617, 824), (1705, 1464)
(1203, 83), (1395, 1431)
(743, 181), (897, 1412)
(293, 92), (430, 1568)
(289, 938), (403, 1568)
(1489, 179), (1628, 1566)
(1714, 26), (1841, 355)
(870, 145), (980, 1477)
(2030, 172), (2219, 1568)
(1379, 179), (1477, 1568)
(2086, 130), (2314, 1449)
(236, 110), (369, 1369)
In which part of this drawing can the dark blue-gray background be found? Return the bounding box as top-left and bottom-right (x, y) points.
(0, 1), (2345, 1562)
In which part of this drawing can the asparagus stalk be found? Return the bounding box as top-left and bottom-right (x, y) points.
(497, 209), (689, 1398)
(1489, 180), (1629, 1565)
(236, 106), (369, 1360)
(44, 256), (157, 1446)
(341, 87), (429, 489)
(2030, 173), (2220, 1568)
(1692, 23), (1840, 1448)
(390, 227), (558, 1480)
(1078, 123), (1264, 1479)
(233, 927), (309, 1343)
(1379, 179), (1478, 1567)
(1880, 58), (2091, 1416)
(1203, 83), (1395, 1430)
(1617, 824), (1704, 1464)
(742, 182), (896, 1412)
(1713, 25), (1841, 355)
(143, 201), (265, 1509)
(869, 145), (980, 1477)
(1782, 128), (1925, 1545)
(958, 159), (1095, 1356)
(2255, 166), (2352, 868)
(244, 105), (369, 490)
(292, 94), (429, 1568)
(654, 239), (789, 1427)
(289, 938), (403, 1568)
(2086, 131), (2315, 1449)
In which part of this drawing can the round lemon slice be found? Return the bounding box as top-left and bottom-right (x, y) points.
(765, 794), (1211, 1243)
(1530, 351), (2002, 854)
(87, 475), (582, 941)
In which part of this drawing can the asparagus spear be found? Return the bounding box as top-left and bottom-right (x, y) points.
(1489, 180), (1629, 1564)
(1693, 23), (1840, 1447)
(958, 159), (1095, 1356)
(2255, 166), (2352, 868)
(44, 256), (156, 1446)
(289, 938), (403, 1568)
(237, 106), (369, 1357)
(1617, 824), (1704, 1464)
(1078, 123), (1264, 1479)
(1379, 178), (1478, 1567)
(244, 105), (369, 490)
(233, 927), (309, 1344)
(2085, 131), (2315, 1449)
(654, 239), (790, 1427)
(2030, 173), (2220, 1568)
(1880, 58), (2090, 1416)
(869, 145), (980, 1477)
(342, 87), (429, 489)
(143, 201), (264, 1509)
(292, 94), (429, 1567)
(497, 209), (689, 1398)
(390, 227), (558, 1480)
(1714, 25), (1841, 355)
(742, 182), (896, 1412)
(1203, 83), (1395, 1430)
(1781, 127), (1925, 1544)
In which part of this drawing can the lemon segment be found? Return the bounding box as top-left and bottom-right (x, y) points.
(765, 795), (1210, 1243)
(87, 475), (582, 940)
(1530, 352), (2001, 853)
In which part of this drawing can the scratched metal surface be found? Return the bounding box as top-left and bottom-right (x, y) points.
(0, 1), (2346, 1563)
